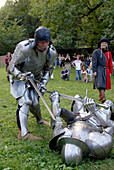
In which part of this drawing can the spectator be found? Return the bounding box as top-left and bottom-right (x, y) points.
(81, 54), (84, 61)
(72, 55), (82, 82)
(81, 62), (86, 74)
(54, 56), (58, 68)
(83, 71), (89, 83)
(72, 53), (77, 61)
(88, 60), (93, 82)
(85, 56), (90, 68)
(58, 54), (62, 67)
(5, 52), (12, 81)
(65, 53), (71, 73)
(92, 38), (113, 103)
(61, 54), (65, 67)
(61, 66), (69, 81)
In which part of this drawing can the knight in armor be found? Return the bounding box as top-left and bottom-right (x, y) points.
(8, 26), (57, 140)
(49, 91), (114, 165)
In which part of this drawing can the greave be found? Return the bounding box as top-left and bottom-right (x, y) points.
(51, 99), (63, 129)
(19, 104), (29, 137)
(30, 104), (43, 124)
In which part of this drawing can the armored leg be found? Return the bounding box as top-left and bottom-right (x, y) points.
(30, 104), (43, 124)
(50, 91), (63, 129)
(50, 91), (76, 128)
(19, 103), (29, 137)
(29, 88), (44, 123)
(29, 88), (50, 126)
(16, 104), (21, 130)
(61, 108), (76, 123)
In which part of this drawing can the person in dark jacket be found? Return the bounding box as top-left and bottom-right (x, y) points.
(92, 38), (113, 103)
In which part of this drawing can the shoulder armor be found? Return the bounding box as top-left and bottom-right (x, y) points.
(12, 39), (35, 65)
(50, 45), (57, 58)
(17, 39), (35, 53)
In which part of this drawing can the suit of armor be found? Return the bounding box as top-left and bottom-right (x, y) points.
(49, 91), (114, 165)
(8, 35), (56, 138)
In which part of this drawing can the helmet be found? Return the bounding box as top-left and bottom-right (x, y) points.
(49, 128), (66, 150)
(34, 26), (52, 46)
(57, 136), (89, 165)
(61, 144), (83, 165)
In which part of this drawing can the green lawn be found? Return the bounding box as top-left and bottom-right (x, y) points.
(0, 66), (114, 170)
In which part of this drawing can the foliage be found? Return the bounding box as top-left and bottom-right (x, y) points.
(29, 0), (114, 49)
(0, 0), (41, 54)
(0, 0), (113, 54)
(0, 66), (114, 169)
(0, 19), (26, 54)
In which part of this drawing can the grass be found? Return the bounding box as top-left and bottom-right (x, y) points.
(0, 65), (114, 170)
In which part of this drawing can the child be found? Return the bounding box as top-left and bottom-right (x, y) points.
(83, 71), (89, 83)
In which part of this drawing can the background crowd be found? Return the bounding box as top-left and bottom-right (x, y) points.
(56, 53), (93, 83)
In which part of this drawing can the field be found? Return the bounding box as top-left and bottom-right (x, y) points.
(0, 66), (114, 170)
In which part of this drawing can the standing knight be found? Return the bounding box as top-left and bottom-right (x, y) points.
(8, 26), (57, 140)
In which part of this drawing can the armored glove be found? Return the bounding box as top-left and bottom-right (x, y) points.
(49, 91), (60, 103)
(84, 97), (97, 113)
(20, 72), (34, 81)
(38, 82), (46, 95)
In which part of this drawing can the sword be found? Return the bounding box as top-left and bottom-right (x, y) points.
(45, 90), (83, 102)
(28, 77), (56, 121)
(45, 90), (109, 109)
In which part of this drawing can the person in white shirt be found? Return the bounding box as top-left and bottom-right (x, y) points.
(72, 55), (82, 82)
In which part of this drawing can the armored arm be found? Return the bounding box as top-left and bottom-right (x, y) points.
(8, 41), (34, 81)
(8, 43), (26, 79)
(83, 97), (110, 127)
(39, 45), (57, 93)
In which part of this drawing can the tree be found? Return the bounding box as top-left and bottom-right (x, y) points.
(0, 20), (26, 54)
(29, 0), (113, 51)
(0, 0), (41, 54)
(0, 0), (113, 54)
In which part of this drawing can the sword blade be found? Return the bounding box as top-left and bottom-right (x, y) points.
(45, 91), (109, 109)
(45, 90), (83, 102)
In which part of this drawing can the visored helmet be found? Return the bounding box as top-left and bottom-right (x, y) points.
(34, 26), (52, 46)
(61, 144), (83, 165)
